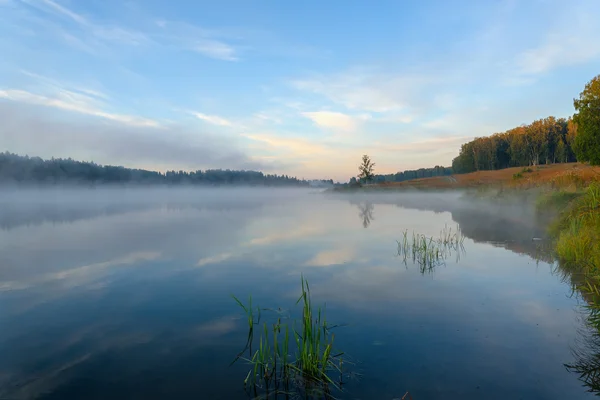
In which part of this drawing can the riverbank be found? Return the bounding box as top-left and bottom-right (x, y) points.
(541, 183), (600, 282)
(333, 163), (600, 192)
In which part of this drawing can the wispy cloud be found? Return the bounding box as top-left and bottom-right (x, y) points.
(151, 20), (241, 61)
(513, 1), (600, 78)
(193, 39), (238, 61)
(13, 1), (240, 60)
(244, 133), (332, 157)
(301, 111), (364, 132)
(36, 0), (87, 24)
(292, 69), (435, 114)
(20, 0), (150, 46)
(196, 252), (234, 267)
(0, 88), (159, 127)
(191, 112), (234, 127)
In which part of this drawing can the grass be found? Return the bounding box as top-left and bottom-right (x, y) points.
(397, 224), (465, 273)
(512, 172), (524, 180)
(535, 189), (581, 211)
(553, 183), (600, 276)
(231, 276), (348, 399)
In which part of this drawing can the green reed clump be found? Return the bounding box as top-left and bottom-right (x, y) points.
(397, 224), (465, 273)
(232, 276), (346, 399)
(554, 183), (600, 278)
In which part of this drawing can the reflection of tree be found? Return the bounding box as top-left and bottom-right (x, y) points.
(566, 308), (600, 395)
(565, 284), (600, 395)
(357, 202), (374, 228)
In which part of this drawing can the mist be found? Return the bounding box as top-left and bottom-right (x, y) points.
(0, 185), (587, 400)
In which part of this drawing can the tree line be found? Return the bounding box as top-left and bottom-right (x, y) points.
(349, 164), (452, 185)
(452, 74), (600, 173)
(451, 116), (577, 173)
(351, 74), (599, 183)
(0, 152), (318, 186)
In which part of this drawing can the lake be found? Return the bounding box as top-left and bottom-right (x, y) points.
(0, 188), (595, 399)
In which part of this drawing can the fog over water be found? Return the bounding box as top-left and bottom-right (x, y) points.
(0, 187), (593, 399)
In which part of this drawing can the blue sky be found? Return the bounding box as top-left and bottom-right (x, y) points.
(1, 0), (599, 181)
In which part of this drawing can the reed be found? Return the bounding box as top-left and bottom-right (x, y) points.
(232, 276), (346, 399)
(397, 224), (465, 272)
(554, 183), (600, 277)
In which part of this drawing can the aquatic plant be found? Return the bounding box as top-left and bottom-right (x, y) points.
(397, 224), (465, 273)
(232, 276), (348, 399)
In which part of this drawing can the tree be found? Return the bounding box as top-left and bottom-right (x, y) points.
(357, 155), (375, 183)
(573, 75), (600, 165)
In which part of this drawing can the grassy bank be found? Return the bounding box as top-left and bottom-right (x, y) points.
(546, 183), (600, 278)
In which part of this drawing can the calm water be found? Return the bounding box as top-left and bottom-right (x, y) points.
(0, 188), (595, 399)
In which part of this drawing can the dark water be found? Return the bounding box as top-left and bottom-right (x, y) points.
(0, 188), (595, 399)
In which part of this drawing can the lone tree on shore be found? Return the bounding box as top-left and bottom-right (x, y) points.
(358, 154), (375, 184)
(573, 74), (600, 165)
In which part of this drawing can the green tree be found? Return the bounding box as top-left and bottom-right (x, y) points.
(556, 139), (567, 163)
(573, 75), (600, 165)
(358, 154), (375, 183)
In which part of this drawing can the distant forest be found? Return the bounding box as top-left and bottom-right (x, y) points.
(355, 166), (453, 184)
(353, 74), (600, 183)
(451, 116), (578, 174)
(359, 115), (580, 185)
(0, 152), (329, 186)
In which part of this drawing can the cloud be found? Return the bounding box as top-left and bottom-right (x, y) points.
(10, 1), (240, 60)
(0, 88), (159, 127)
(292, 69), (435, 114)
(253, 112), (283, 125)
(516, 33), (600, 76)
(244, 133), (331, 157)
(191, 112), (234, 127)
(193, 39), (238, 61)
(19, 0), (150, 47)
(304, 248), (355, 267)
(196, 253), (234, 267)
(301, 111), (361, 131)
(0, 101), (271, 172)
(150, 20), (241, 61)
(513, 1), (600, 77)
(36, 0), (87, 25)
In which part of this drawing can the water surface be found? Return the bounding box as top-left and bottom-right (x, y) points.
(0, 188), (593, 399)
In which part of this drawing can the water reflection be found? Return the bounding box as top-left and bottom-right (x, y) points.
(0, 189), (595, 399)
(357, 202), (374, 228)
(343, 192), (553, 263)
(566, 322), (600, 395)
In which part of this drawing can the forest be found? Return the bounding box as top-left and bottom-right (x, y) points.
(451, 116), (578, 174)
(373, 75), (599, 181)
(360, 166), (453, 184)
(0, 152), (316, 186)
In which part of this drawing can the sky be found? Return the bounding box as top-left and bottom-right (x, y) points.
(0, 0), (599, 182)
